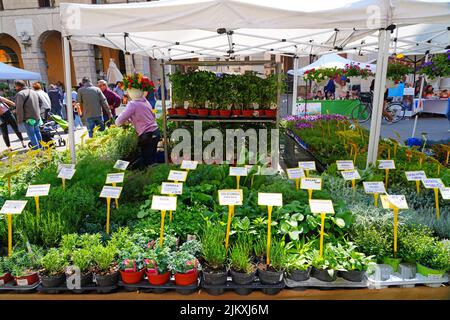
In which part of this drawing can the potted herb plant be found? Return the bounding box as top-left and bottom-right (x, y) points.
(0, 256), (13, 285)
(69, 248), (94, 287)
(144, 246), (172, 285)
(262, 74), (279, 118)
(119, 244), (146, 284)
(92, 244), (119, 287)
(311, 244), (340, 282)
(284, 241), (313, 282)
(416, 240), (450, 277)
(338, 242), (375, 282)
(9, 249), (42, 286)
(39, 248), (68, 288)
(168, 70), (188, 116)
(258, 239), (286, 285)
(201, 222), (228, 285)
(170, 251), (200, 286)
(229, 242), (256, 286)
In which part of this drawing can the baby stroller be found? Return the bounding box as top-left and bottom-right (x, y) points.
(34, 112), (67, 148)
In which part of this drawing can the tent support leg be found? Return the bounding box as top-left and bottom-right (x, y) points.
(62, 35), (76, 164)
(411, 52), (429, 138)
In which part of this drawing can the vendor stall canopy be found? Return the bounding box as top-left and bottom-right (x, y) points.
(60, 0), (450, 60)
(0, 62), (42, 80)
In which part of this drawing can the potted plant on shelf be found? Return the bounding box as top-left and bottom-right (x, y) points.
(240, 72), (258, 117)
(144, 246), (173, 286)
(69, 248), (94, 287)
(284, 241), (313, 282)
(311, 244), (341, 282)
(416, 240), (450, 277)
(338, 242), (375, 282)
(0, 256), (13, 285)
(261, 74), (279, 118)
(9, 249), (42, 286)
(39, 248), (68, 288)
(258, 239), (286, 285)
(229, 241), (257, 286)
(92, 244), (119, 287)
(170, 251), (200, 286)
(119, 244), (146, 284)
(169, 70), (189, 116)
(200, 222), (228, 285)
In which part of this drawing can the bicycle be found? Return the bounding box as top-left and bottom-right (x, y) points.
(351, 92), (406, 124)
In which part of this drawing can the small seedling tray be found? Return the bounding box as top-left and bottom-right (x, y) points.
(367, 273), (449, 289)
(0, 281), (40, 293)
(37, 283), (118, 294)
(118, 280), (199, 295)
(285, 276), (368, 289)
(201, 276), (285, 296)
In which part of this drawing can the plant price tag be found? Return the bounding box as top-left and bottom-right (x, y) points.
(286, 168), (305, 180)
(168, 170), (188, 182)
(378, 160), (395, 169)
(26, 184), (50, 197)
(300, 178), (322, 190)
(0, 200), (28, 214)
(114, 160), (130, 171)
(422, 178), (444, 189)
(405, 171), (426, 181)
(298, 161), (316, 171)
(57, 163), (75, 173)
(380, 195), (408, 210)
(58, 168), (76, 180)
(218, 190), (243, 206)
(258, 193), (283, 207)
(161, 182), (183, 195)
(440, 187), (450, 200)
(363, 182), (386, 194)
(106, 173), (125, 184)
(341, 170), (360, 181)
(229, 167), (248, 177)
(336, 160), (355, 171)
(99, 186), (122, 199)
(151, 195), (177, 211)
(309, 199), (334, 214)
(181, 160), (198, 170)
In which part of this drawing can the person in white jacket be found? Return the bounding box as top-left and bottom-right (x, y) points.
(33, 82), (51, 121)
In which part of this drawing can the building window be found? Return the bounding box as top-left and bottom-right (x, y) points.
(94, 46), (105, 80)
(92, 0), (107, 4)
(0, 46), (20, 68)
(38, 0), (52, 7)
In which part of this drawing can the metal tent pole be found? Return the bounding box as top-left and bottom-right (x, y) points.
(62, 35), (76, 164)
(366, 27), (392, 168)
(291, 56), (299, 115)
(411, 52), (429, 138)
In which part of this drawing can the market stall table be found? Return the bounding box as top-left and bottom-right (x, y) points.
(294, 99), (361, 116)
(413, 98), (449, 115)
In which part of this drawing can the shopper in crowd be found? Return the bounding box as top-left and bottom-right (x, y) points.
(115, 94), (160, 168)
(440, 89), (448, 99)
(97, 80), (121, 123)
(314, 90), (324, 100)
(32, 82), (51, 122)
(145, 86), (157, 109)
(324, 78), (335, 100)
(423, 85), (434, 98)
(48, 84), (64, 118)
(77, 77), (112, 138)
(0, 96), (26, 150)
(156, 78), (167, 100)
(14, 80), (42, 149)
(66, 87), (83, 130)
(113, 81), (125, 100)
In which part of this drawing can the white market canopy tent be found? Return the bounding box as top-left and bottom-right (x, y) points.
(0, 62), (42, 81)
(59, 0), (450, 165)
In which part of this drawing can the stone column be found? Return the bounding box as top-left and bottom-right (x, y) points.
(125, 54), (151, 76)
(71, 41), (97, 85)
(22, 48), (49, 85)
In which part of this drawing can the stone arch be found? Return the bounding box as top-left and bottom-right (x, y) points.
(0, 33), (24, 68)
(93, 45), (127, 81)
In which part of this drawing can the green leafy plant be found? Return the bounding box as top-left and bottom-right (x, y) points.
(71, 249), (92, 274)
(179, 239), (202, 256)
(201, 222), (227, 271)
(144, 246), (173, 274)
(285, 240), (314, 272)
(40, 248), (68, 276)
(8, 247), (43, 277)
(169, 251), (200, 274)
(229, 241), (254, 274)
(268, 239), (287, 272)
(92, 244), (118, 275)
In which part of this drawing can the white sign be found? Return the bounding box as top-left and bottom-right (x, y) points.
(258, 193), (283, 207)
(378, 160), (395, 170)
(440, 187), (450, 200)
(363, 182), (386, 194)
(151, 196), (177, 211)
(336, 160), (355, 171)
(161, 182), (183, 195)
(114, 160), (130, 171)
(286, 168), (305, 180)
(341, 170), (361, 181)
(309, 199), (335, 214)
(57, 163), (75, 173)
(301, 178), (322, 190)
(0, 200), (28, 214)
(99, 186), (122, 199)
(106, 173), (125, 184)
(405, 171), (427, 181)
(294, 102), (322, 116)
(218, 190), (243, 206)
(26, 184), (50, 197)
(168, 170), (188, 182)
(181, 160), (198, 170)
(229, 167), (248, 177)
(380, 195), (408, 210)
(58, 168), (76, 180)
(422, 178), (444, 189)
(298, 161), (316, 171)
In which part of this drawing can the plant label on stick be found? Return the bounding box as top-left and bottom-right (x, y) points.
(286, 168), (305, 180)
(26, 184), (50, 197)
(298, 161), (316, 171)
(229, 167), (248, 177)
(151, 196), (177, 211)
(341, 170), (361, 181)
(106, 173), (125, 184)
(218, 190), (243, 206)
(168, 170), (188, 182)
(58, 168), (76, 180)
(161, 182), (183, 195)
(405, 171), (426, 181)
(0, 200), (27, 215)
(114, 160), (130, 171)
(309, 199), (335, 214)
(336, 160), (355, 171)
(422, 178), (444, 189)
(378, 160), (395, 169)
(181, 160), (198, 171)
(257, 193), (283, 207)
(57, 163), (75, 173)
(300, 178), (322, 190)
(380, 195), (408, 210)
(363, 182), (386, 194)
(440, 187), (450, 200)
(99, 186), (122, 199)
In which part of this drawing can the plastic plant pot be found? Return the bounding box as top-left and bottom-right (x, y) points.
(339, 270), (365, 282)
(210, 110), (220, 117)
(95, 272), (119, 287)
(254, 109), (264, 117)
(258, 269), (284, 285)
(168, 108), (177, 116)
(146, 271), (171, 286)
(203, 270), (228, 285)
(176, 108), (188, 117)
(219, 110), (232, 118)
(0, 272), (13, 285)
(15, 272), (40, 286)
(241, 110), (254, 117)
(231, 110), (242, 117)
(120, 270), (145, 284)
(383, 257), (402, 273)
(187, 107), (198, 115)
(265, 109), (277, 118)
(286, 267), (312, 282)
(416, 263), (446, 277)
(40, 273), (66, 288)
(197, 109), (209, 117)
(311, 267), (337, 282)
(174, 270), (199, 286)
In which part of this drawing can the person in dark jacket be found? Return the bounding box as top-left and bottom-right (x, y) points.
(48, 84), (64, 118)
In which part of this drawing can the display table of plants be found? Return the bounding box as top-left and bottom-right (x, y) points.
(0, 123), (448, 297)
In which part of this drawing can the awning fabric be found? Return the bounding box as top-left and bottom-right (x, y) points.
(0, 62), (42, 81)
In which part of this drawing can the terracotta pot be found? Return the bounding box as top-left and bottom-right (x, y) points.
(0, 272), (13, 285)
(15, 272), (39, 286)
(120, 270), (144, 284)
(197, 109), (209, 117)
(242, 110), (254, 117)
(264, 109), (277, 118)
(188, 107), (198, 115)
(219, 110), (232, 118)
(176, 108), (188, 117)
(254, 109), (264, 117)
(168, 108), (177, 116)
(174, 270), (198, 286)
(146, 271), (171, 285)
(231, 110), (242, 116)
(210, 110), (220, 117)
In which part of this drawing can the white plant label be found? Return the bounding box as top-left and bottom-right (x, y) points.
(181, 160), (198, 170)
(341, 170), (361, 181)
(405, 171), (426, 181)
(258, 193), (283, 207)
(298, 161), (316, 171)
(26, 184), (50, 197)
(229, 167), (248, 177)
(106, 173), (125, 184)
(0, 279), (4, 285)
(301, 178), (322, 190)
(0, 200), (28, 214)
(114, 160), (130, 171)
(218, 190), (243, 206)
(378, 160), (395, 170)
(440, 187), (450, 200)
(16, 279), (29, 286)
(381, 195), (408, 210)
(336, 160), (355, 171)
(363, 182), (386, 194)
(99, 186), (122, 199)
(57, 163), (75, 173)
(286, 168), (305, 180)
(309, 199), (335, 214)
(422, 178), (444, 189)
(151, 195), (177, 211)
(168, 170), (188, 182)
(58, 168), (76, 180)
(161, 182), (183, 195)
